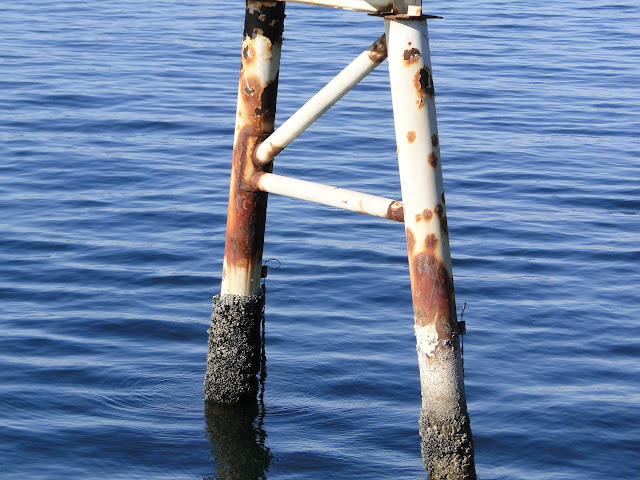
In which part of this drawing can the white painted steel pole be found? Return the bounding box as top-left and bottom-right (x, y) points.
(251, 172), (404, 222)
(386, 16), (476, 479)
(255, 35), (387, 165)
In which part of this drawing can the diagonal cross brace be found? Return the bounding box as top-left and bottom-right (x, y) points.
(255, 34), (387, 165)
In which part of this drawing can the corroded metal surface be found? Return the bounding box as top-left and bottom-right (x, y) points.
(221, 1), (286, 296)
(386, 16), (476, 479)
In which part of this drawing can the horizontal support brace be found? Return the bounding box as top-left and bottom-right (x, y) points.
(255, 34), (387, 165)
(283, 0), (394, 13)
(283, 0), (423, 15)
(251, 172), (405, 222)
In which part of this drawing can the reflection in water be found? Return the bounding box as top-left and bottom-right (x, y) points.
(203, 400), (272, 480)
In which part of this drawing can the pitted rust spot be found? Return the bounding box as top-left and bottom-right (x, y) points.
(434, 203), (443, 219)
(427, 152), (438, 168)
(243, 83), (256, 97)
(431, 133), (439, 147)
(386, 200), (404, 223)
(426, 233), (438, 249)
(242, 44), (254, 62)
(414, 67), (434, 108)
(418, 67), (434, 96)
(403, 48), (421, 64)
(423, 208), (433, 221)
(407, 130), (417, 143)
(368, 34), (388, 64)
(415, 213), (423, 222)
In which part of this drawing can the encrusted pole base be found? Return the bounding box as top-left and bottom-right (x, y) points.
(420, 409), (476, 480)
(204, 292), (265, 404)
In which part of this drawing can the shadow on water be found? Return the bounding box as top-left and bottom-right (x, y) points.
(203, 400), (272, 480)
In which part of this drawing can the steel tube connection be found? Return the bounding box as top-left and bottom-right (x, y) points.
(255, 35), (387, 165)
(220, 1), (286, 296)
(251, 172), (404, 222)
(386, 17), (476, 479)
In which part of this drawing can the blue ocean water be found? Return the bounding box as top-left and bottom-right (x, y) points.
(1, 1), (639, 478)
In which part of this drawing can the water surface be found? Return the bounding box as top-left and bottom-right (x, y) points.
(1, 1), (639, 478)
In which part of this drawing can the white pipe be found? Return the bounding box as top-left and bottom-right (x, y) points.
(283, 0), (393, 13)
(255, 35), (387, 165)
(251, 172), (404, 222)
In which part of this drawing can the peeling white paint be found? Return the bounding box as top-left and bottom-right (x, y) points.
(414, 322), (439, 357)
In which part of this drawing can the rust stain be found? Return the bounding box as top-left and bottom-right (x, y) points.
(407, 130), (417, 143)
(223, 1), (285, 290)
(260, 141), (284, 162)
(431, 133), (439, 147)
(427, 152), (438, 168)
(405, 205), (457, 338)
(368, 34), (387, 64)
(403, 47), (421, 65)
(413, 67), (434, 108)
(406, 228), (416, 254)
(434, 203), (444, 219)
(386, 200), (404, 223)
(416, 208), (433, 223)
(425, 233), (439, 249)
(409, 251), (457, 334)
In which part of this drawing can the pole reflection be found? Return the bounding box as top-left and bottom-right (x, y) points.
(203, 400), (272, 480)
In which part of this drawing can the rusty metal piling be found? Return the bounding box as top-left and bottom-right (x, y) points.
(386, 15), (475, 478)
(208, 1), (476, 477)
(205, 0), (286, 404)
